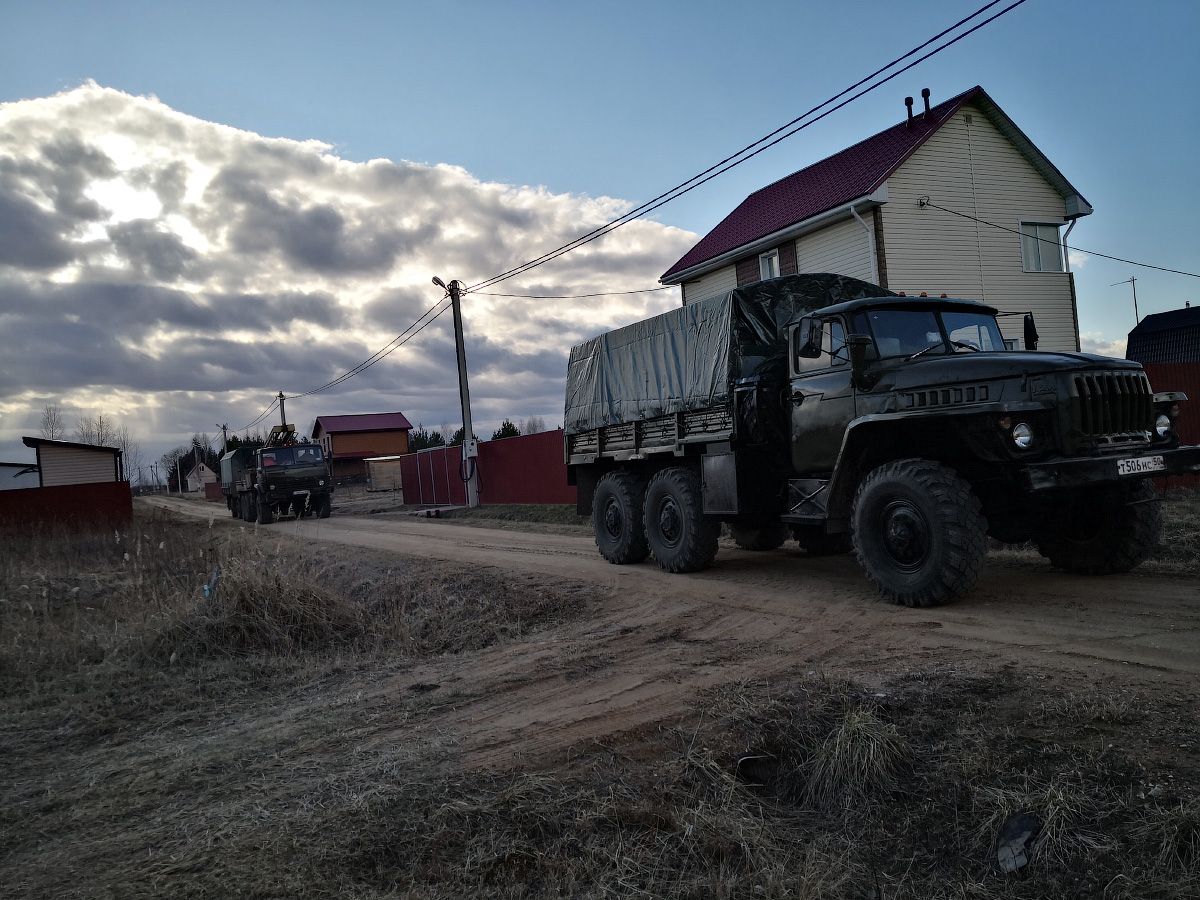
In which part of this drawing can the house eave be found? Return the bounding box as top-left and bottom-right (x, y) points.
(661, 188), (887, 285)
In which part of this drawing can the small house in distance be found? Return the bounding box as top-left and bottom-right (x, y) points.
(22, 436), (124, 486)
(661, 85), (1092, 352)
(311, 412), (413, 481)
(1, 437), (132, 530)
(185, 462), (218, 493)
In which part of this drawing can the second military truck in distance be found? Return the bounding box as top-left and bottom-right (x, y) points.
(220, 424), (333, 524)
(563, 273), (1198, 606)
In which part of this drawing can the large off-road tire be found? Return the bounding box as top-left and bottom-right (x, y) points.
(229, 497), (238, 518)
(256, 494), (274, 525)
(644, 467), (720, 573)
(730, 522), (788, 551)
(592, 471), (649, 564)
(1036, 479), (1161, 575)
(792, 525), (852, 556)
(316, 494), (331, 519)
(851, 459), (988, 607)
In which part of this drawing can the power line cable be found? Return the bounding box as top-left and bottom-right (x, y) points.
(463, 0), (1027, 294)
(921, 200), (1200, 278)
(236, 397), (279, 433)
(285, 299), (453, 400)
(473, 286), (676, 299)
(285, 297), (450, 399)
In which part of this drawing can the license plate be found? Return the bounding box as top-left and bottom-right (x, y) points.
(1117, 455), (1164, 476)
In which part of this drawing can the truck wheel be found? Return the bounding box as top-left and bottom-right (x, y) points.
(256, 495), (274, 525)
(792, 525), (852, 556)
(317, 495), (331, 519)
(851, 459), (987, 607)
(592, 472), (649, 564)
(644, 467), (719, 573)
(730, 522), (788, 551)
(229, 498), (238, 518)
(1036, 480), (1161, 575)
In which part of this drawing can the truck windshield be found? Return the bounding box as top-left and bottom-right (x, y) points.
(860, 308), (1007, 359)
(260, 446), (323, 467)
(942, 311), (1005, 351)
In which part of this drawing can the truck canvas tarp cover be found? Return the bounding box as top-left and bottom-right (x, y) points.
(564, 273), (895, 434)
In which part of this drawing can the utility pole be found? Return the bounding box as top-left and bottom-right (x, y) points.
(278, 392), (287, 430)
(1112, 276), (1139, 324)
(432, 276), (480, 508)
(217, 423), (229, 455)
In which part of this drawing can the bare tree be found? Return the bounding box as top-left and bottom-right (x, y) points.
(114, 425), (143, 483)
(40, 404), (67, 439)
(75, 412), (118, 446)
(521, 415), (547, 435)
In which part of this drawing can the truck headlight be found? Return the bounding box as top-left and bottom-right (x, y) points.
(319, 480), (325, 486)
(1155, 414), (1171, 438)
(1012, 422), (1033, 449)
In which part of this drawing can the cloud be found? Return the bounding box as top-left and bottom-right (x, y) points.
(0, 83), (693, 467)
(1079, 331), (1126, 359)
(1067, 250), (1088, 269)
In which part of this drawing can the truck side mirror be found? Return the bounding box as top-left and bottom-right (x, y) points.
(796, 317), (822, 358)
(1023, 313), (1039, 351)
(846, 334), (873, 390)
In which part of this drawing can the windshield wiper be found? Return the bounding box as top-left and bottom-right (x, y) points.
(951, 340), (981, 352)
(905, 342), (943, 361)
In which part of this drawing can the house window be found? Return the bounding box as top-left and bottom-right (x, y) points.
(759, 249), (780, 280)
(1020, 222), (1064, 272)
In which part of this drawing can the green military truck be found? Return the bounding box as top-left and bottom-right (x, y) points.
(564, 273), (1198, 606)
(220, 426), (333, 524)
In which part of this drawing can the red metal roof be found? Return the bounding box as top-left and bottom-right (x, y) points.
(312, 412), (413, 435)
(662, 87), (984, 281)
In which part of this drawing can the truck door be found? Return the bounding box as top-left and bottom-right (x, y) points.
(790, 317), (854, 474)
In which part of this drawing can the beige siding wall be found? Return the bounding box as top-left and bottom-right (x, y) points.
(39, 445), (118, 487)
(793, 215), (875, 282)
(882, 103), (1078, 351)
(681, 264), (737, 306)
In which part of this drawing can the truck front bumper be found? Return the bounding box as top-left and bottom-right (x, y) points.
(1021, 444), (1200, 491)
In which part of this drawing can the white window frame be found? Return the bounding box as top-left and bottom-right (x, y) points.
(1019, 220), (1065, 273)
(759, 249), (780, 280)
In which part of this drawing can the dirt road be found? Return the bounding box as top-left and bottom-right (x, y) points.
(142, 495), (1200, 767)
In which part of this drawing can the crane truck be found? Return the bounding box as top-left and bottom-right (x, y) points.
(220, 424), (333, 524)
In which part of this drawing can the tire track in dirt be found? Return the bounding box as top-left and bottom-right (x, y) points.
(143, 496), (1200, 768)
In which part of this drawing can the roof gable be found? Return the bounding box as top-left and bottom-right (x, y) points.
(312, 412), (414, 437)
(662, 86), (1090, 282)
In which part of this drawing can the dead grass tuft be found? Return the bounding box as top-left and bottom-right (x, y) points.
(805, 704), (909, 811)
(146, 554), (367, 660)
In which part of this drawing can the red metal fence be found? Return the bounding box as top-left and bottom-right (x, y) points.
(1143, 363), (1200, 489)
(397, 429), (576, 506)
(0, 481), (133, 531)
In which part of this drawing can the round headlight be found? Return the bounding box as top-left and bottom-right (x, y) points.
(1012, 422), (1034, 449)
(1155, 414), (1171, 438)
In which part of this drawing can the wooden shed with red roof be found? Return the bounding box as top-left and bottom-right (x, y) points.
(310, 412), (413, 481)
(662, 86), (1092, 353)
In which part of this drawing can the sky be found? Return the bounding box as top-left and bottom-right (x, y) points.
(1, 0), (1197, 474)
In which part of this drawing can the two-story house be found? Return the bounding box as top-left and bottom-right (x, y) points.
(311, 412), (413, 481)
(661, 86), (1092, 352)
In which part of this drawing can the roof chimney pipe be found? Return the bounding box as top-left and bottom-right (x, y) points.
(921, 88), (931, 117)
(904, 96), (914, 125)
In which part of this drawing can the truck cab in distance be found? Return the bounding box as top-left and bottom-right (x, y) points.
(564, 274), (1198, 606)
(220, 425), (333, 524)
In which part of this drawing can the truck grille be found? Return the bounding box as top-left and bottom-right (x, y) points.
(1070, 371), (1152, 441)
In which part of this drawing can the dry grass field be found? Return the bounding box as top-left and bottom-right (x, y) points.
(2, 500), (1198, 898)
